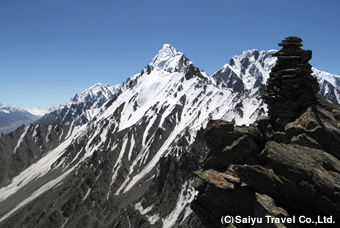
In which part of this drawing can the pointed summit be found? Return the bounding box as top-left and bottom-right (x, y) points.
(149, 44), (192, 73)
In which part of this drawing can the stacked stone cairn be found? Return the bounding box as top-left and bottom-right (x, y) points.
(263, 36), (320, 129)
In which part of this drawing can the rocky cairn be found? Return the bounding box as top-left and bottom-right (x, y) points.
(263, 36), (319, 129)
(191, 37), (340, 227)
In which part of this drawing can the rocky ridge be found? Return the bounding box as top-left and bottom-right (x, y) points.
(191, 37), (340, 227)
(192, 103), (340, 227)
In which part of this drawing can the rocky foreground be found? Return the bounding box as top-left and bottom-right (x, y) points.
(191, 36), (340, 228)
(191, 99), (340, 227)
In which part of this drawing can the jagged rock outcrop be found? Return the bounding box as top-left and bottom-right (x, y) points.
(192, 37), (340, 227)
(191, 104), (340, 227)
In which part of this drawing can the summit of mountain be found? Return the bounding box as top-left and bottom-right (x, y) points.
(148, 44), (195, 73)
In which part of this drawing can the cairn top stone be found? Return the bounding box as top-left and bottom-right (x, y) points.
(278, 36), (303, 47)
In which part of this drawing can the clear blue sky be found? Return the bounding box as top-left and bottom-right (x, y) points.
(1, 0), (339, 109)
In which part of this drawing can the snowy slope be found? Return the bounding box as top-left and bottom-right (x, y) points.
(0, 45), (339, 227)
(313, 68), (340, 104)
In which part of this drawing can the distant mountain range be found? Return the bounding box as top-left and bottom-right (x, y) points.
(0, 104), (42, 134)
(0, 83), (120, 135)
(0, 44), (339, 227)
(38, 83), (121, 126)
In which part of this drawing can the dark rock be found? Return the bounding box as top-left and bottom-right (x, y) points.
(254, 193), (290, 228)
(285, 106), (340, 159)
(203, 120), (235, 150)
(233, 165), (283, 197)
(192, 168), (255, 228)
(273, 131), (289, 144)
(203, 135), (260, 171)
(192, 97), (340, 227)
(259, 141), (340, 221)
(203, 120), (263, 151)
(202, 120), (264, 173)
(290, 133), (322, 149)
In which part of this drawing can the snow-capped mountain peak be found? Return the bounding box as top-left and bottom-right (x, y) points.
(212, 49), (340, 104)
(0, 104), (41, 134)
(0, 104), (25, 114)
(213, 49), (277, 91)
(149, 44), (192, 73)
(74, 83), (121, 103)
(38, 83), (121, 126)
(0, 103), (47, 116)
